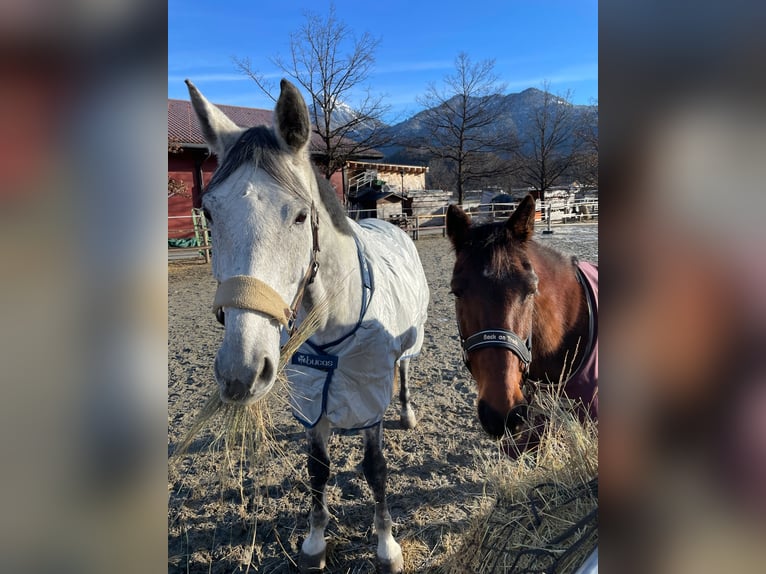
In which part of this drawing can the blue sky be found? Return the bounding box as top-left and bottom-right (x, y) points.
(168, 0), (597, 122)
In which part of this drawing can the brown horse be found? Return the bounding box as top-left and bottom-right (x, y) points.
(446, 194), (598, 451)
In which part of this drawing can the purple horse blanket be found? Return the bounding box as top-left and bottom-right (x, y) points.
(564, 261), (598, 419)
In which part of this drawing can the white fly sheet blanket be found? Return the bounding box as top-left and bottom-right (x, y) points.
(284, 219), (429, 430)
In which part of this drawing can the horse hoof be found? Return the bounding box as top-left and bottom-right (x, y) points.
(399, 410), (417, 430)
(299, 550), (326, 573)
(377, 553), (404, 574)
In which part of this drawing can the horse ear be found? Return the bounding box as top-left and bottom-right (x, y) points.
(185, 79), (242, 158)
(275, 79), (311, 153)
(446, 204), (472, 250)
(507, 194), (536, 242)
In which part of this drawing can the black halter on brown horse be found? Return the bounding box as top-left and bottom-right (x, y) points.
(446, 194), (598, 451)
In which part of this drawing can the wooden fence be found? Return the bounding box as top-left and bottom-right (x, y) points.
(350, 199), (598, 240)
(168, 209), (211, 262)
(168, 200), (598, 260)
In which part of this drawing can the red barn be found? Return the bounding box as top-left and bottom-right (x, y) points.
(168, 99), (382, 239)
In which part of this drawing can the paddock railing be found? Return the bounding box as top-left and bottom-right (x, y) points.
(347, 199), (598, 240)
(168, 209), (211, 261)
(169, 200), (598, 259)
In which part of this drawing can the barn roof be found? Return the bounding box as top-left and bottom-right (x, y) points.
(345, 160), (428, 175)
(168, 99), (273, 146)
(168, 99), (382, 160)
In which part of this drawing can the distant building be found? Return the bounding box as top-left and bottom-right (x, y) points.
(345, 161), (429, 220)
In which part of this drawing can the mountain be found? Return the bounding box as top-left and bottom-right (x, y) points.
(310, 101), (385, 141)
(310, 88), (596, 164)
(379, 88), (596, 163)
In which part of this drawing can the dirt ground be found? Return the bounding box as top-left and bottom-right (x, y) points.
(168, 224), (598, 574)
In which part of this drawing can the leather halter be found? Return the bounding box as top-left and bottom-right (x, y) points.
(460, 328), (532, 371)
(212, 202), (320, 336)
(459, 322), (536, 401)
(457, 316), (532, 378)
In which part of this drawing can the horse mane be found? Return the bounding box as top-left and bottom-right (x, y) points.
(205, 126), (352, 236)
(314, 166), (353, 235)
(460, 221), (578, 280)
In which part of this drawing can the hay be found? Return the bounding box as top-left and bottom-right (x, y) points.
(173, 293), (333, 467)
(444, 386), (598, 574)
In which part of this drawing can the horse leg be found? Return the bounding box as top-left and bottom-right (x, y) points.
(300, 416), (331, 573)
(362, 422), (403, 574)
(397, 358), (417, 429)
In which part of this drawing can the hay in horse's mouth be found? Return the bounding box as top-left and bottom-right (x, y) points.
(499, 414), (546, 459)
(499, 342), (590, 458)
(172, 293), (332, 460)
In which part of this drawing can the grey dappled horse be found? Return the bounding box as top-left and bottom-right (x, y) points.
(186, 78), (429, 573)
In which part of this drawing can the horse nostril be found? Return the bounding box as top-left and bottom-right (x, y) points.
(258, 356), (275, 385)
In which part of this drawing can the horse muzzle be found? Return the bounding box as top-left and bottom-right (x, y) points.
(214, 350), (276, 404)
(477, 399), (530, 438)
(478, 400), (542, 458)
(213, 306), (281, 404)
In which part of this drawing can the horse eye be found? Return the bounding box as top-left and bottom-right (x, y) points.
(202, 207), (213, 223)
(294, 211), (308, 224)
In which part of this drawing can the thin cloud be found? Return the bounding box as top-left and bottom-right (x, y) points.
(503, 63), (599, 92)
(375, 60), (455, 75)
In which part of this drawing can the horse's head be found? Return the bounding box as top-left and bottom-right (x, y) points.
(186, 78), (318, 404)
(447, 195), (539, 440)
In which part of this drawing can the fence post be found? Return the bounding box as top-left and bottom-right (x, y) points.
(192, 208), (211, 263)
(543, 203), (554, 234)
(191, 209), (202, 250)
(202, 217), (211, 263)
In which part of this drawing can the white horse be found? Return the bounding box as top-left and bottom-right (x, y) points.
(186, 78), (429, 574)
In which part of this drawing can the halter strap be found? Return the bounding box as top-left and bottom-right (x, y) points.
(211, 202), (321, 336)
(285, 203), (321, 333)
(462, 329), (532, 365)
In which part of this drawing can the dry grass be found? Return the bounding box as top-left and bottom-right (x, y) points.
(442, 370), (598, 574)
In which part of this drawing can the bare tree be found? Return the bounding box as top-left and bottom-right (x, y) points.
(425, 158), (455, 191)
(515, 82), (586, 201)
(167, 138), (190, 198)
(167, 177), (190, 199)
(417, 52), (516, 204)
(570, 102), (598, 190)
(234, 4), (391, 184)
